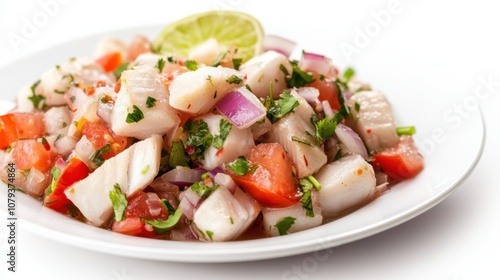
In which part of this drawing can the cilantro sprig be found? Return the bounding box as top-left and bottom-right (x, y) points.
(227, 156), (257, 176)
(213, 119), (232, 149)
(262, 88), (300, 124)
(184, 119), (213, 161)
(109, 183), (127, 222)
(299, 176), (322, 217)
(281, 61), (316, 88)
(274, 216), (296, 236)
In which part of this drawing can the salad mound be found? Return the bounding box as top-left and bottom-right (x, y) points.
(0, 11), (423, 241)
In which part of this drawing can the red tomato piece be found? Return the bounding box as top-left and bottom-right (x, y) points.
(81, 120), (128, 159)
(229, 143), (301, 208)
(12, 139), (57, 173)
(44, 158), (90, 214)
(372, 136), (424, 180)
(111, 191), (169, 238)
(309, 72), (341, 110)
(96, 52), (123, 72)
(0, 113), (45, 149)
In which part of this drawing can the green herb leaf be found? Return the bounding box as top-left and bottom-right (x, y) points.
(114, 62), (129, 80)
(299, 176), (321, 217)
(168, 141), (190, 168)
(226, 74), (243, 84)
(291, 136), (314, 147)
(167, 56), (176, 64)
(206, 230), (214, 240)
(109, 183), (127, 222)
(264, 91), (300, 123)
(343, 67), (355, 82)
(227, 156), (252, 176)
(184, 60), (198, 71)
(146, 96), (157, 108)
(275, 216), (296, 236)
(161, 199), (176, 214)
(212, 51), (228, 67)
(285, 60), (315, 88)
(141, 208), (183, 230)
(232, 58), (242, 70)
(45, 167), (61, 196)
(396, 126), (416, 136)
(213, 119), (232, 149)
(29, 80), (45, 109)
(311, 115), (337, 142)
(190, 182), (219, 200)
(126, 105), (144, 123)
(184, 119), (213, 161)
(354, 102), (361, 112)
(91, 144), (111, 167)
(156, 58), (166, 72)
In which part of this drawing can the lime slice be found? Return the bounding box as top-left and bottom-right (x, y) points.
(152, 11), (264, 63)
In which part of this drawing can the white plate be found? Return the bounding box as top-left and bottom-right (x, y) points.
(0, 25), (485, 263)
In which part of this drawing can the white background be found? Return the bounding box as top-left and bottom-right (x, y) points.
(1, 0), (499, 279)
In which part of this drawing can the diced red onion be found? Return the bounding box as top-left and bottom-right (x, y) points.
(183, 187), (202, 208)
(296, 87), (320, 104)
(161, 166), (205, 188)
(216, 87), (267, 129)
(322, 100), (334, 119)
(335, 124), (368, 160)
(263, 35), (297, 58)
(213, 173), (237, 194)
(54, 136), (77, 158)
(178, 198), (195, 220)
(74, 136), (96, 165)
(375, 171), (389, 186)
(24, 168), (50, 196)
(299, 52), (336, 78)
(96, 101), (114, 125)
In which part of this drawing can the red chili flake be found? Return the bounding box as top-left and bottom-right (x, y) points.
(366, 129), (372, 134)
(86, 86), (95, 96)
(303, 155), (309, 167)
(96, 80), (107, 87)
(357, 169), (363, 176)
(114, 79), (122, 93)
(187, 104), (191, 110)
(282, 152), (286, 160)
(41, 137), (51, 151)
(216, 148), (224, 157)
(185, 145), (195, 156)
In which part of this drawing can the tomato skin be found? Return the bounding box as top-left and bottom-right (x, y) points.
(372, 136), (424, 180)
(229, 143), (300, 208)
(44, 158), (90, 214)
(0, 113), (45, 149)
(12, 139), (57, 173)
(111, 191), (169, 238)
(81, 120), (128, 159)
(96, 52), (123, 72)
(309, 72), (341, 110)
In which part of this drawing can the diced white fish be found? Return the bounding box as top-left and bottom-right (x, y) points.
(315, 154), (376, 217)
(16, 85), (36, 112)
(188, 38), (225, 66)
(54, 135), (78, 159)
(169, 66), (245, 115)
(250, 117), (272, 141)
(193, 187), (260, 242)
(44, 106), (72, 136)
(65, 135), (162, 226)
(198, 113), (254, 170)
(348, 91), (399, 152)
(262, 190), (322, 237)
(264, 90), (327, 178)
(94, 36), (128, 59)
(129, 53), (164, 69)
(111, 65), (180, 139)
(239, 51), (292, 98)
(66, 87), (99, 138)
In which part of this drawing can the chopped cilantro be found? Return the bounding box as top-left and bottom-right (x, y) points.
(264, 91), (300, 124)
(226, 74), (243, 84)
(190, 182), (219, 199)
(141, 165), (150, 175)
(212, 51), (228, 67)
(311, 85), (350, 141)
(113, 62), (129, 79)
(285, 60), (315, 88)
(167, 56), (176, 64)
(275, 216), (296, 236)
(161, 199), (176, 214)
(44, 167), (61, 196)
(354, 102), (361, 112)
(141, 208), (183, 231)
(168, 141), (190, 168)
(213, 119), (232, 149)
(206, 230), (214, 240)
(227, 156), (256, 176)
(299, 176), (321, 217)
(206, 75), (214, 86)
(109, 183), (127, 222)
(184, 60), (198, 71)
(342, 67), (355, 82)
(28, 80), (45, 109)
(156, 58), (166, 72)
(146, 96), (157, 108)
(126, 105), (144, 123)
(184, 119), (213, 161)
(232, 58), (242, 70)
(333, 149), (343, 161)
(396, 126), (416, 136)
(91, 144), (111, 167)
(291, 136), (314, 147)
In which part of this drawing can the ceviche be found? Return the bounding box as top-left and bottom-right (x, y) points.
(0, 11), (423, 241)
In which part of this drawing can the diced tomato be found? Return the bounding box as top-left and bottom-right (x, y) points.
(44, 158), (90, 214)
(309, 72), (341, 110)
(81, 120), (128, 159)
(0, 113), (45, 149)
(96, 51), (123, 72)
(111, 191), (169, 238)
(372, 136), (424, 180)
(229, 143), (301, 208)
(12, 139), (57, 173)
(127, 35), (151, 62)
